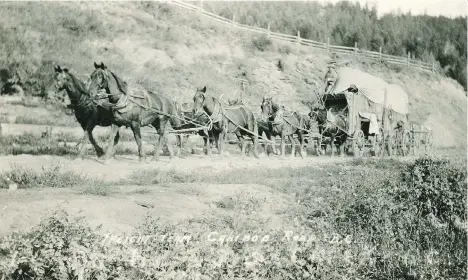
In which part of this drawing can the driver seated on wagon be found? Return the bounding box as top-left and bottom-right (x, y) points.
(323, 60), (338, 95)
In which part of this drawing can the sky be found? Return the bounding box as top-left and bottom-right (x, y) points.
(319, 0), (467, 18)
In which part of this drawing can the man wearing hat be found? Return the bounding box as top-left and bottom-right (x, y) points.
(323, 61), (338, 95)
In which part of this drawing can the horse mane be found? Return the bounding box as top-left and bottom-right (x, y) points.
(271, 101), (280, 112)
(67, 72), (89, 96)
(108, 69), (128, 95)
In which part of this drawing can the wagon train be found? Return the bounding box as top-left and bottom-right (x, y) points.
(47, 63), (432, 161)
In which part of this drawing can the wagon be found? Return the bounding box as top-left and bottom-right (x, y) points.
(319, 67), (417, 157)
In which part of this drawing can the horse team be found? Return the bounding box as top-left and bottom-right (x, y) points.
(53, 63), (344, 163)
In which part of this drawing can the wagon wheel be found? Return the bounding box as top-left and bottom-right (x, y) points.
(352, 130), (365, 157)
(401, 130), (412, 157)
(409, 130), (416, 156)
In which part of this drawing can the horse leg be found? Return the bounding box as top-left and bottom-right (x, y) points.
(236, 133), (246, 157)
(77, 124), (90, 160)
(102, 124), (120, 164)
(250, 118), (259, 159)
(251, 133), (259, 159)
(86, 124), (105, 159)
(264, 132), (272, 156)
(288, 134), (296, 158)
(219, 130), (225, 157)
(280, 133), (286, 158)
(130, 122), (145, 162)
(204, 136), (212, 156)
(166, 134), (175, 160)
(339, 142), (345, 157)
(207, 133), (216, 157)
(111, 131), (120, 159)
(299, 132), (306, 158)
(175, 134), (182, 157)
(151, 117), (167, 162)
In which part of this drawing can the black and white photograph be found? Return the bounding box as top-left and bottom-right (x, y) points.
(0, 0), (466, 279)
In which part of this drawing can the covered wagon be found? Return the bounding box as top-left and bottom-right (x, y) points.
(320, 67), (412, 156)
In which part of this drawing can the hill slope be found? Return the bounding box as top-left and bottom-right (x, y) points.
(0, 1), (466, 147)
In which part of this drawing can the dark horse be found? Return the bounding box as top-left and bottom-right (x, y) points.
(88, 62), (181, 163)
(52, 65), (120, 159)
(260, 97), (309, 158)
(308, 102), (348, 156)
(256, 119), (280, 155)
(173, 105), (216, 156)
(193, 86), (259, 158)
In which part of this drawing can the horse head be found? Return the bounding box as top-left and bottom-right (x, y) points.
(52, 65), (87, 106)
(53, 65), (71, 92)
(193, 86), (207, 115)
(89, 62), (127, 104)
(272, 105), (286, 126)
(307, 101), (327, 124)
(261, 96), (279, 121)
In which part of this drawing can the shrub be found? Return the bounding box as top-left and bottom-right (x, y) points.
(324, 157), (467, 280)
(251, 35), (272, 51)
(0, 164), (99, 189)
(396, 157), (466, 225)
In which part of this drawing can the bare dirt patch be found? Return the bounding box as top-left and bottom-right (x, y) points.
(0, 182), (291, 237)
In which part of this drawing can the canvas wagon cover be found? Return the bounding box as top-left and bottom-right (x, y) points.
(332, 67), (409, 115)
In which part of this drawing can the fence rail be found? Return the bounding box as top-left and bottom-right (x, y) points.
(170, 0), (436, 73)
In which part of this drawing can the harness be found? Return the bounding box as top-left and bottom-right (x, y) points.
(93, 80), (209, 132)
(199, 95), (275, 144)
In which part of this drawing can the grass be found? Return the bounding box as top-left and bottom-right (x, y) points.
(0, 156), (465, 279)
(79, 183), (117, 196)
(0, 164), (101, 189)
(0, 132), (165, 156)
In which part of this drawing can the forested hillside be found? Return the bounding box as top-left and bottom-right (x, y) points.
(205, 1), (467, 90)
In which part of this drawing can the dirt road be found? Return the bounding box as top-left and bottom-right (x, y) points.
(0, 154), (352, 181)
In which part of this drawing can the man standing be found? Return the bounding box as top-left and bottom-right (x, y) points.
(323, 61), (338, 95)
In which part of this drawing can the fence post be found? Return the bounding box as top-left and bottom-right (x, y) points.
(327, 37), (330, 52)
(267, 23), (271, 38)
(379, 46), (382, 61)
(232, 13), (236, 28)
(354, 42), (358, 57)
(431, 61), (435, 73)
(407, 52), (410, 68)
(297, 30), (301, 45)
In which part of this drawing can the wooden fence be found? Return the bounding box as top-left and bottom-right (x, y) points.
(169, 0), (436, 73)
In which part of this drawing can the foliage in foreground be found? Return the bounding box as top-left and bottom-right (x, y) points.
(0, 164), (99, 189)
(0, 157), (466, 279)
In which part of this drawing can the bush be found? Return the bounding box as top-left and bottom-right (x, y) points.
(0, 211), (110, 280)
(251, 35), (273, 51)
(396, 157), (466, 225)
(0, 164), (98, 189)
(324, 157), (467, 280)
